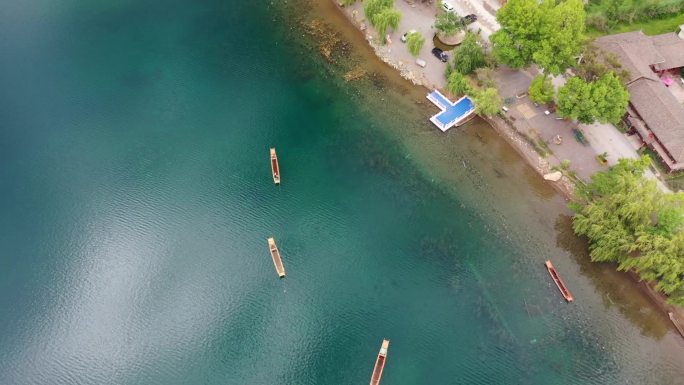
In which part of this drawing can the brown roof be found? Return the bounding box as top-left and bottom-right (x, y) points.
(595, 31), (684, 167)
(651, 33), (684, 71)
(628, 79), (684, 164)
(595, 31), (665, 82)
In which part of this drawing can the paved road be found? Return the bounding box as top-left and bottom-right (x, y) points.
(449, 0), (500, 41)
(580, 122), (639, 166)
(581, 122), (670, 191)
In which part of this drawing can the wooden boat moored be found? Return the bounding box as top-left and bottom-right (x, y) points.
(268, 237), (285, 278)
(545, 260), (573, 302)
(270, 148), (280, 185)
(369, 339), (390, 385)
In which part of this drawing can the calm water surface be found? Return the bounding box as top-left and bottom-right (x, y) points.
(1, 1), (683, 384)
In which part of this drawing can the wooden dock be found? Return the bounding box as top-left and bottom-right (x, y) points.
(369, 339), (389, 385)
(267, 237), (285, 278)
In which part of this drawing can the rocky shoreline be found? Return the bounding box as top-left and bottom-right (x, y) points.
(341, 8), (439, 89)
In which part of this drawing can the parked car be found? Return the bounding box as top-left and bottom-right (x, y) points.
(400, 29), (417, 43)
(463, 14), (477, 24)
(442, 1), (455, 13)
(431, 48), (448, 62)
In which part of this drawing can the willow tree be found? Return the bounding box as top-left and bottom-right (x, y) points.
(451, 32), (486, 75)
(572, 157), (684, 305)
(406, 32), (425, 57)
(373, 8), (401, 42)
(446, 71), (471, 97)
(472, 87), (502, 116)
(364, 0), (393, 21)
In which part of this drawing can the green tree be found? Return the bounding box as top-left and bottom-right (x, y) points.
(340, 0), (357, 6)
(490, 0), (546, 69)
(434, 11), (463, 37)
(533, 0), (586, 75)
(572, 157), (684, 305)
(473, 87), (502, 116)
(372, 8), (401, 42)
(604, 0), (622, 25)
(451, 32), (486, 75)
(364, 0), (393, 21)
(490, 0), (586, 75)
(406, 32), (425, 57)
(528, 74), (554, 104)
(556, 76), (593, 122)
(590, 71), (630, 124)
(446, 71), (471, 97)
(557, 72), (628, 124)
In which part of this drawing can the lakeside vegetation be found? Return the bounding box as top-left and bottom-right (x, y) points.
(571, 157), (684, 305)
(586, 0), (684, 36)
(364, 0), (401, 43)
(444, 30), (501, 116)
(406, 31), (425, 56)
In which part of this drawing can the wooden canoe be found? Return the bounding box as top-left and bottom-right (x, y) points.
(369, 339), (390, 385)
(270, 148), (280, 185)
(545, 260), (573, 302)
(268, 237), (285, 278)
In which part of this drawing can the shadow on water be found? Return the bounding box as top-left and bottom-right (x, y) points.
(554, 214), (670, 339)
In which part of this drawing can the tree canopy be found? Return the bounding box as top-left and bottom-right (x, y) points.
(406, 31), (425, 57)
(451, 32), (487, 75)
(364, 0), (393, 21)
(490, 0), (586, 75)
(372, 8), (401, 42)
(434, 10), (463, 37)
(473, 87), (502, 116)
(556, 72), (629, 124)
(446, 71), (471, 97)
(571, 157), (684, 305)
(363, 0), (400, 44)
(528, 74), (554, 104)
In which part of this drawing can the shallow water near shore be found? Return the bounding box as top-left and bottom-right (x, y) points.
(1, 1), (684, 384)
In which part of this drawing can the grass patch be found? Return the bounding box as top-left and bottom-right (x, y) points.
(535, 138), (553, 157)
(585, 0), (684, 38)
(639, 147), (667, 173)
(639, 147), (684, 191)
(587, 13), (684, 38)
(666, 174), (684, 192)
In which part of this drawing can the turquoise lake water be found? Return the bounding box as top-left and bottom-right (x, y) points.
(1, 1), (684, 384)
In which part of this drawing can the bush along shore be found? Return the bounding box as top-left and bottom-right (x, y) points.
(330, 0), (684, 336)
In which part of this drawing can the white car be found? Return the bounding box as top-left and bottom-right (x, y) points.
(401, 30), (417, 43)
(442, 1), (455, 13)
